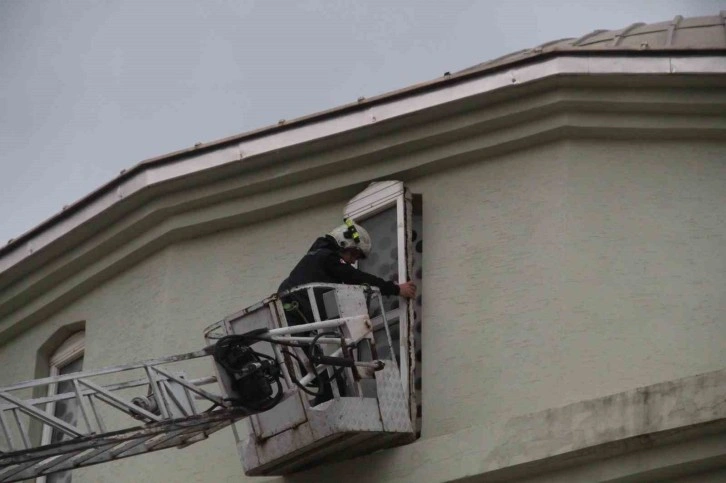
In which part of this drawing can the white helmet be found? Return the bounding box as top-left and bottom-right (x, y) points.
(329, 220), (372, 258)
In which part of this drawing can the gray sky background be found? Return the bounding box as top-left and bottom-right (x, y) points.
(0, 0), (722, 244)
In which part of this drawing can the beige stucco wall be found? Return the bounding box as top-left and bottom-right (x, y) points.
(410, 138), (725, 440)
(1, 137), (724, 482)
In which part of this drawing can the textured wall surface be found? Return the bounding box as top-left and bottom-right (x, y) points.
(410, 139), (726, 441)
(0, 138), (724, 482)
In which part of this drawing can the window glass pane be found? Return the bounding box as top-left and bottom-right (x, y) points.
(48, 356), (83, 483)
(357, 207), (399, 316)
(373, 320), (400, 362)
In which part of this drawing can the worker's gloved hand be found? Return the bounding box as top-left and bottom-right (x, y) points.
(397, 281), (417, 299)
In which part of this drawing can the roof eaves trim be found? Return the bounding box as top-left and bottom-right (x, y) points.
(1, 53), (725, 274)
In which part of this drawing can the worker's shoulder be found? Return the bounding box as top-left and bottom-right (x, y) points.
(304, 246), (339, 263)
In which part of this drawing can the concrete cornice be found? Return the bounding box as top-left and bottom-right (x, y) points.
(2, 54), (724, 268)
(0, 56), (725, 342)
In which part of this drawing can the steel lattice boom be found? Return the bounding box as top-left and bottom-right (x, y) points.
(0, 347), (253, 482)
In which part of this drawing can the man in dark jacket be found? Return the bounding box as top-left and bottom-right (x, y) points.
(278, 221), (417, 314)
(277, 220), (416, 404)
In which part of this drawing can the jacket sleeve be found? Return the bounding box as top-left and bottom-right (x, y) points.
(323, 253), (400, 296)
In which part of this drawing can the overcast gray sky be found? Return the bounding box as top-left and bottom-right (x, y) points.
(0, 0), (721, 244)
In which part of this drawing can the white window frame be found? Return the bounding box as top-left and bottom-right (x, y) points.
(345, 181), (415, 422)
(37, 331), (85, 483)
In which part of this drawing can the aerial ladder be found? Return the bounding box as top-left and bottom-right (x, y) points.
(0, 284), (414, 482)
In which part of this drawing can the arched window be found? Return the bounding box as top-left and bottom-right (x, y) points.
(37, 331), (85, 483)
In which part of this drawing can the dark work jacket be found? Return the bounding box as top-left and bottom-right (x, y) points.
(278, 235), (400, 296)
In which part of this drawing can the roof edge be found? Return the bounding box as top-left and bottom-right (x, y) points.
(1, 50), (725, 267)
